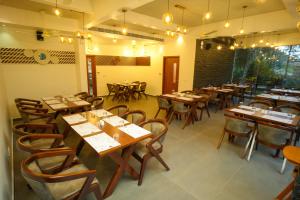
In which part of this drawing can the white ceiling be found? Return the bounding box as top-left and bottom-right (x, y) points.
(133, 0), (286, 27)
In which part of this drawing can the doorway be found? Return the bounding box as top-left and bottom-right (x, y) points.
(86, 55), (97, 96)
(162, 56), (180, 94)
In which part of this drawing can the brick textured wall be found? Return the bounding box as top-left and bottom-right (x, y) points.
(193, 39), (235, 88)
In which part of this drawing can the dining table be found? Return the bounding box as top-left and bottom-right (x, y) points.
(255, 93), (300, 106)
(62, 109), (153, 198)
(160, 92), (206, 126)
(225, 105), (300, 162)
(271, 88), (300, 96)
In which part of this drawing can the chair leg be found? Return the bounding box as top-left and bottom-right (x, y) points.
(217, 129), (226, 149)
(199, 108), (203, 121)
(138, 155), (151, 186)
(205, 104), (210, 118)
(92, 185), (103, 200)
(152, 151), (170, 171)
(168, 112), (174, 124)
(154, 108), (161, 118)
(182, 112), (191, 129)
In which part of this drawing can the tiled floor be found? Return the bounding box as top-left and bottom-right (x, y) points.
(14, 96), (294, 200)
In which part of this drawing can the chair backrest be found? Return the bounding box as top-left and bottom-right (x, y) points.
(107, 83), (115, 92)
(17, 106), (51, 123)
(13, 123), (58, 137)
(15, 98), (41, 105)
(74, 92), (89, 100)
(121, 110), (146, 125)
(248, 100), (273, 109)
(157, 97), (171, 109)
(276, 105), (300, 115)
(224, 113), (254, 133)
(91, 97), (104, 110)
(107, 105), (129, 116)
(171, 100), (188, 112)
(140, 119), (168, 143)
(140, 82), (147, 91)
(181, 90), (194, 94)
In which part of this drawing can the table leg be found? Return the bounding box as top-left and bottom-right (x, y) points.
(62, 126), (71, 138)
(242, 132), (254, 158)
(103, 145), (139, 198)
(247, 129), (258, 161)
(76, 139), (85, 155)
(280, 158), (287, 174)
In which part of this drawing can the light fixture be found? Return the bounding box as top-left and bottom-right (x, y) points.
(75, 12), (92, 40)
(205, 0), (211, 20)
(68, 38), (73, 43)
(175, 5), (188, 33)
(251, 43), (256, 48)
(113, 38), (117, 43)
(217, 45), (222, 50)
(259, 39), (264, 43)
(60, 36), (64, 42)
(162, 0), (174, 25)
(170, 31), (175, 37)
(54, 0), (60, 16)
(224, 0), (230, 28)
(121, 9), (128, 35)
(131, 40), (136, 46)
(166, 30), (171, 35)
(239, 5), (247, 34)
(266, 42), (270, 46)
(177, 35), (184, 44)
(183, 28), (187, 33)
(230, 45), (235, 50)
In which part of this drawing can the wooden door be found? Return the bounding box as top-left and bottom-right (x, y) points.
(162, 56), (180, 94)
(86, 55), (97, 96)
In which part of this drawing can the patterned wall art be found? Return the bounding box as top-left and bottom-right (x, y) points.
(0, 48), (75, 64)
(95, 55), (150, 66)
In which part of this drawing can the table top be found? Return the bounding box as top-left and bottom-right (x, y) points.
(283, 146), (300, 165)
(62, 110), (153, 157)
(225, 105), (300, 127)
(217, 89), (234, 93)
(271, 88), (300, 95)
(161, 93), (205, 104)
(114, 83), (139, 87)
(256, 94), (300, 104)
(42, 95), (91, 111)
(223, 84), (250, 89)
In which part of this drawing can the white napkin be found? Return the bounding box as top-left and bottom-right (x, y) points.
(230, 108), (255, 115)
(84, 133), (120, 153)
(71, 122), (101, 136)
(261, 115), (293, 124)
(119, 124), (151, 138)
(103, 116), (129, 127)
(45, 99), (61, 105)
(73, 100), (90, 106)
(50, 103), (68, 110)
(90, 109), (113, 118)
(63, 114), (87, 125)
(42, 96), (57, 101)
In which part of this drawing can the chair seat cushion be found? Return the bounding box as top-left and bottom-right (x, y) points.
(46, 164), (99, 200)
(258, 125), (290, 146)
(135, 138), (162, 157)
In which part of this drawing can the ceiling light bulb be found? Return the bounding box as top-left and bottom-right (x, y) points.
(162, 12), (174, 25)
(251, 43), (256, 48)
(234, 43), (239, 47)
(259, 39), (264, 43)
(68, 38), (73, 43)
(54, 8), (60, 16)
(177, 35), (183, 44)
(183, 28), (187, 33)
(113, 38), (117, 43)
(177, 26), (181, 32)
(60, 36), (64, 42)
(217, 45), (222, 50)
(170, 32), (175, 37)
(239, 29), (244, 34)
(122, 27), (127, 35)
(270, 44), (274, 48)
(205, 12), (211, 20)
(266, 42), (270, 46)
(87, 34), (92, 39)
(76, 32), (81, 37)
(224, 22), (230, 28)
(132, 40), (136, 45)
(230, 45), (235, 50)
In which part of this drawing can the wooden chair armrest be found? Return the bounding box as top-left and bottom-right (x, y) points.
(17, 98), (41, 104)
(146, 132), (166, 149)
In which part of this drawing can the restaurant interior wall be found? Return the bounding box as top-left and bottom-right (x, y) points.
(86, 39), (164, 96)
(0, 28), (80, 117)
(0, 67), (12, 200)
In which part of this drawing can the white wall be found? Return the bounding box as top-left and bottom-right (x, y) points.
(0, 27), (81, 117)
(0, 67), (12, 200)
(86, 40), (164, 96)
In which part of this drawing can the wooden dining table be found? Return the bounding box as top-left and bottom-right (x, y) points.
(160, 93), (205, 126)
(225, 105), (300, 161)
(216, 89), (234, 109)
(271, 88), (300, 96)
(255, 93), (300, 106)
(62, 109), (153, 198)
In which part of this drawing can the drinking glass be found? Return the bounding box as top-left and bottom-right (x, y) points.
(113, 133), (119, 141)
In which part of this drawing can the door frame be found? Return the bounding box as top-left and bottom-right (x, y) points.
(86, 55), (97, 96)
(162, 56), (180, 94)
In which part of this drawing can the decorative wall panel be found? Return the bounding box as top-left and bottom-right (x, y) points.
(0, 48), (75, 64)
(95, 55), (150, 66)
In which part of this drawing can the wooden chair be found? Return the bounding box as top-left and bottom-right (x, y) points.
(106, 83), (116, 97)
(154, 96), (172, 119)
(209, 91), (221, 112)
(180, 90), (194, 94)
(196, 94), (210, 120)
(17, 106), (55, 123)
(21, 150), (102, 200)
(248, 100), (273, 109)
(121, 110), (146, 125)
(107, 105), (129, 116)
(256, 121), (295, 157)
(276, 105), (300, 115)
(168, 100), (192, 129)
(217, 113), (255, 158)
(91, 97), (104, 110)
(74, 92), (89, 100)
(112, 84), (125, 101)
(132, 119), (169, 185)
(136, 82), (147, 99)
(15, 98), (42, 105)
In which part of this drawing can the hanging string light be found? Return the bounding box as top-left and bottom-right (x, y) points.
(121, 9), (128, 35)
(205, 0), (211, 20)
(224, 0), (230, 28)
(54, 0), (60, 16)
(239, 5), (247, 34)
(162, 0), (174, 25)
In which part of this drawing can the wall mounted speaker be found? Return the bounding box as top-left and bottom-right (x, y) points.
(36, 30), (44, 41)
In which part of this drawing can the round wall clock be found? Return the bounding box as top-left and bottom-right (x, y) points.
(34, 50), (50, 65)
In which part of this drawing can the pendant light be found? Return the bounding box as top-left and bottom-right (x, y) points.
(239, 6), (247, 34)
(54, 0), (60, 16)
(205, 0), (211, 20)
(76, 12), (92, 40)
(162, 0), (174, 25)
(121, 9), (128, 35)
(175, 4), (188, 33)
(224, 0), (230, 28)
